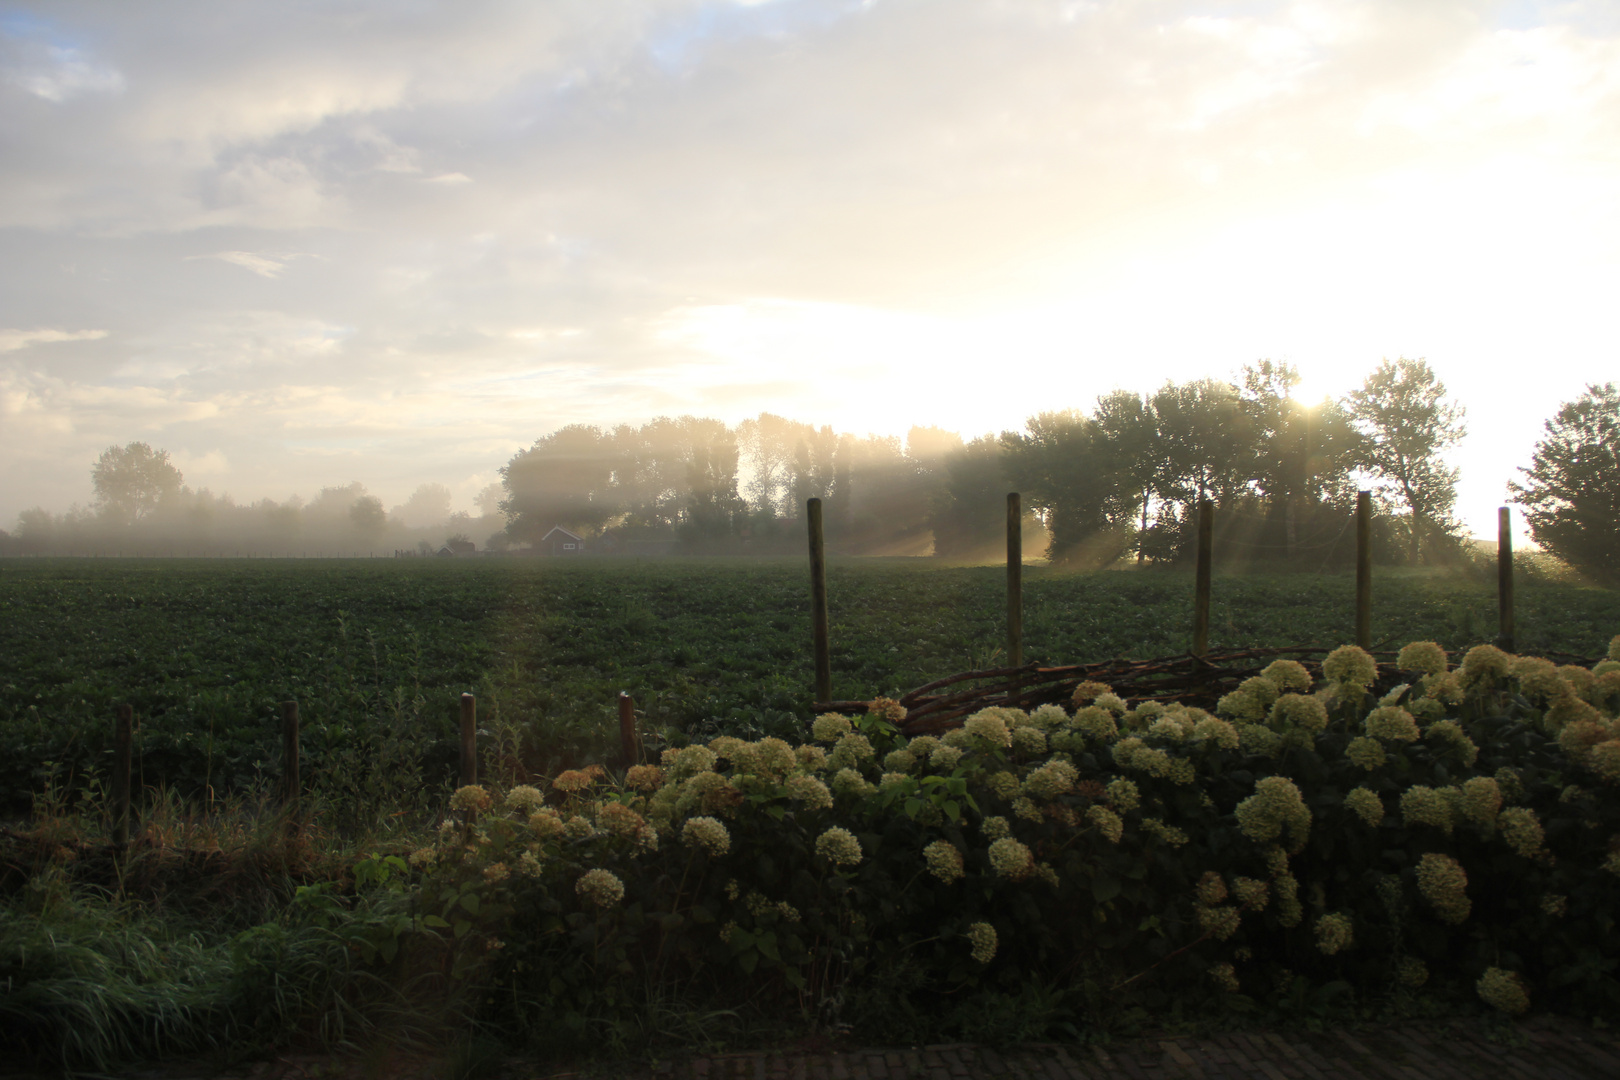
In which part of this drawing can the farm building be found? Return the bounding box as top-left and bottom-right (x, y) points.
(539, 526), (585, 556)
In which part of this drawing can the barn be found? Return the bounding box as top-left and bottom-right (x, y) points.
(540, 526), (585, 556)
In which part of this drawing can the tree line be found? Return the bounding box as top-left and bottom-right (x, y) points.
(5, 360), (1618, 582)
(1, 447), (506, 557)
(496, 358), (1473, 567)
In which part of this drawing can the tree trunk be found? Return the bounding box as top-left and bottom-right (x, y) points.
(1138, 488), (1149, 566)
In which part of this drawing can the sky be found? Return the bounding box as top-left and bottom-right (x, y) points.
(2, 0), (1619, 538)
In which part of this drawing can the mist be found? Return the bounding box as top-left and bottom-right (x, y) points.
(3, 360), (1496, 570)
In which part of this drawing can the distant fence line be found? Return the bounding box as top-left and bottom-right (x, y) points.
(806, 491), (1525, 711)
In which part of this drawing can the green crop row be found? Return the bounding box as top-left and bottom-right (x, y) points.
(3, 557), (1618, 817)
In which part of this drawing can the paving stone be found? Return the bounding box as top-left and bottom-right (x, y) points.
(1157, 1040), (1203, 1080)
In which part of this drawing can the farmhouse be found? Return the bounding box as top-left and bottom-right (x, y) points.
(539, 525), (585, 556)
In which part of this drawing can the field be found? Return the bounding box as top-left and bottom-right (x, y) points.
(5, 555), (1620, 1072)
(2, 555), (1618, 812)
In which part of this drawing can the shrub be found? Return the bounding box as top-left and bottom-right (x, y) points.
(396, 641), (1620, 1047)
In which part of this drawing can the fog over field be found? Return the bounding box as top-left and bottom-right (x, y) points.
(3, 1), (1620, 538)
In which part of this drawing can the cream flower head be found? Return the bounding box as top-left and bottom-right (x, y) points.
(576, 868), (625, 908)
(814, 826), (863, 866)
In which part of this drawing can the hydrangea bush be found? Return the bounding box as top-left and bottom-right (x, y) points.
(408, 640), (1620, 1044)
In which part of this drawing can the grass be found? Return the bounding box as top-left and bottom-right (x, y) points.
(2, 555), (1617, 805)
(0, 784), (471, 1074)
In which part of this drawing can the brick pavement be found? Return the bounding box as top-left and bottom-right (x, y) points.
(511, 1017), (1618, 1080)
(61, 1016), (1620, 1080)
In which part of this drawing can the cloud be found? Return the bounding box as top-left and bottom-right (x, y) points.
(2, 0), (1620, 540)
(194, 251), (293, 278)
(0, 27), (125, 102)
(0, 328), (108, 352)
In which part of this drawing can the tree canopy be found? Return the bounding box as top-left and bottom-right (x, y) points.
(21, 357), (1498, 563)
(91, 442), (184, 524)
(1510, 383), (1620, 584)
(1346, 358), (1465, 563)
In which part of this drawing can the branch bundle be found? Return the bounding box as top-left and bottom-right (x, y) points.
(816, 645), (1600, 736)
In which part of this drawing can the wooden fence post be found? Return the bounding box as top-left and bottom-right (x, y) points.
(281, 700), (300, 825)
(619, 691), (638, 765)
(459, 693), (477, 787)
(807, 498), (832, 705)
(1355, 490), (1372, 650)
(112, 704), (132, 848)
(1192, 499), (1213, 657)
(1498, 506), (1515, 653)
(1007, 492), (1022, 703)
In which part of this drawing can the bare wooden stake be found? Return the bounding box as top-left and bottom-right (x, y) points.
(1192, 499), (1213, 657)
(619, 691), (638, 765)
(808, 498), (832, 704)
(1355, 490), (1372, 649)
(459, 693), (477, 787)
(1007, 492), (1023, 704)
(112, 704), (132, 848)
(1498, 506), (1515, 653)
(281, 701), (300, 828)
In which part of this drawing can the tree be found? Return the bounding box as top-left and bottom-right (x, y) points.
(1151, 378), (1256, 510)
(473, 483), (505, 518)
(394, 483), (454, 528)
(499, 425), (620, 543)
(928, 435), (1011, 559)
(91, 442), (184, 524)
(349, 495), (387, 536)
(1091, 389), (1162, 564)
(1510, 383), (1620, 583)
(680, 424), (748, 551)
(1001, 411), (1137, 566)
(1238, 361), (1363, 560)
(1346, 358), (1465, 564)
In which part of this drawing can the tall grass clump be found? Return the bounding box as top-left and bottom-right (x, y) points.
(1, 877), (229, 1070)
(0, 788), (472, 1073)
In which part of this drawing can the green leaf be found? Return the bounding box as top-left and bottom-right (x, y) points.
(460, 892), (481, 916)
(1091, 873), (1122, 903)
